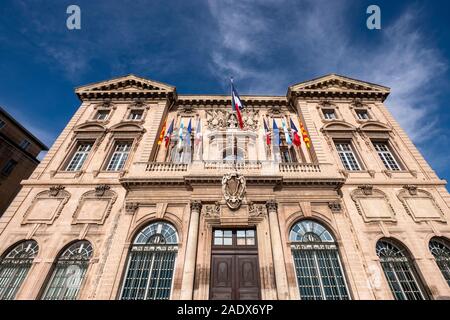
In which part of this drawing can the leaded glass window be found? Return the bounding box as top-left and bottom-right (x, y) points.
(290, 220), (350, 300)
(335, 142), (361, 171)
(373, 142), (401, 171)
(376, 239), (427, 300)
(41, 241), (93, 300)
(120, 222), (178, 300)
(0, 240), (38, 300)
(429, 238), (450, 286)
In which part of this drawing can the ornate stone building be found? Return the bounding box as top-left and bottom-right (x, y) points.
(0, 74), (449, 300)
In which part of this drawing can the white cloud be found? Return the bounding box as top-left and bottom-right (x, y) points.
(207, 0), (448, 144)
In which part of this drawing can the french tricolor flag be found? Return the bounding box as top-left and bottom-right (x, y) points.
(231, 79), (245, 129)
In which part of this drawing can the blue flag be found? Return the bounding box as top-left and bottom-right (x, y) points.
(272, 119), (281, 146)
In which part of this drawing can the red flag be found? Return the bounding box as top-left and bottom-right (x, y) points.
(231, 79), (245, 129)
(289, 118), (301, 147)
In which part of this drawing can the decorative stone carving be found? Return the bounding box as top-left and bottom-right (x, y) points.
(248, 202), (268, 217)
(72, 188), (118, 225)
(265, 200), (278, 212)
(203, 202), (221, 217)
(222, 173), (246, 210)
(403, 185), (418, 196)
(49, 185), (65, 197)
(23, 188), (71, 224)
(206, 109), (259, 131)
(95, 184), (111, 197)
(125, 202), (139, 214)
(397, 188), (444, 222)
(351, 187), (396, 222)
(190, 200), (203, 212)
(358, 185), (373, 196)
(328, 201), (342, 213)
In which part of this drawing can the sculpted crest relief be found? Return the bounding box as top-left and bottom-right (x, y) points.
(222, 172), (246, 210)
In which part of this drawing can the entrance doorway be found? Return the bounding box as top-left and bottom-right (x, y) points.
(209, 229), (261, 300)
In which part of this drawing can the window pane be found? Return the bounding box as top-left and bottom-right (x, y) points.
(223, 238), (232, 246)
(237, 238), (246, 245)
(237, 231), (246, 238)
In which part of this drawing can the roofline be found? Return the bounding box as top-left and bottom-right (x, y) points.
(289, 73), (391, 91)
(74, 74), (176, 92)
(0, 106), (49, 151)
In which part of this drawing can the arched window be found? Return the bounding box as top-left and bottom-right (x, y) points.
(0, 240), (38, 300)
(376, 239), (427, 300)
(41, 240), (93, 300)
(120, 221), (178, 300)
(429, 237), (450, 286)
(289, 220), (350, 300)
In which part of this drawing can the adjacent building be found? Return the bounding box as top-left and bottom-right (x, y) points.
(0, 106), (48, 217)
(0, 74), (449, 300)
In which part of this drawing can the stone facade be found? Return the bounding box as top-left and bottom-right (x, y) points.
(0, 74), (449, 300)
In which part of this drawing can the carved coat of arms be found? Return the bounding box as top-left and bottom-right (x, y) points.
(222, 173), (246, 210)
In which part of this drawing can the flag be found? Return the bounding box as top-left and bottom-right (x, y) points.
(185, 119), (192, 146)
(194, 118), (202, 146)
(289, 118), (301, 147)
(272, 119), (281, 146)
(177, 121), (184, 151)
(263, 118), (271, 146)
(300, 121), (311, 148)
(164, 119), (174, 147)
(158, 119), (167, 145)
(231, 79), (245, 129)
(282, 119), (292, 146)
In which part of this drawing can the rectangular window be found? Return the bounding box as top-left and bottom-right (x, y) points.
(356, 110), (370, 120)
(0, 119), (5, 129)
(19, 139), (31, 150)
(373, 142), (401, 171)
(106, 141), (132, 171)
(95, 110), (110, 121)
(322, 109), (337, 120)
(128, 110), (143, 120)
(2, 159), (18, 176)
(335, 142), (361, 171)
(236, 230), (255, 246)
(214, 230), (233, 246)
(66, 142), (93, 171)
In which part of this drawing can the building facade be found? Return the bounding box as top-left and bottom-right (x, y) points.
(0, 106), (48, 217)
(0, 74), (449, 300)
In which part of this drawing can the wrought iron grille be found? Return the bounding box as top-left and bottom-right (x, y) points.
(0, 240), (38, 300)
(120, 222), (178, 300)
(376, 240), (427, 300)
(429, 238), (450, 286)
(41, 241), (93, 300)
(290, 220), (350, 300)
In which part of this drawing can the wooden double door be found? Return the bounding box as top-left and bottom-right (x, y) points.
(209, 229), (261, 300)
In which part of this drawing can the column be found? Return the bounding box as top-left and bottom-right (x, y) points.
(180, 201), (202, 299)
(266, 200), (290, 299)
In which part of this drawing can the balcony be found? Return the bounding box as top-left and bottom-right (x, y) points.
(127, 161), (343, 185)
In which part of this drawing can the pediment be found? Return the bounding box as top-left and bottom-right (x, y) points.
(75, 75), (177, 100)
(322, 121), (356, 132)
(74, 122), (107, 133)
(288, 74), (390, 101)
(110, 122), (145, 132)
(359, 121), (392, 132)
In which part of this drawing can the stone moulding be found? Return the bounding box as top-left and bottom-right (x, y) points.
(72, 187), (118, 225)
(23, 187), (71, 225)
(397, 186), (445, 223)
(351, 187), (396, 223)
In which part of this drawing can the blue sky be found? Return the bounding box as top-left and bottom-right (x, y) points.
(0, 0), (449, 184)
